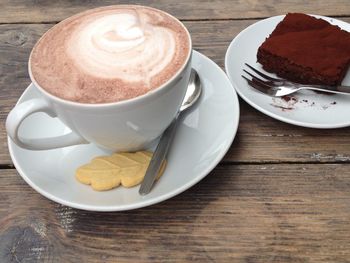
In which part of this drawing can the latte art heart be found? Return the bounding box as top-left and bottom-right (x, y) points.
(30, 6), (190, 103)
(69, 11), (176, 83)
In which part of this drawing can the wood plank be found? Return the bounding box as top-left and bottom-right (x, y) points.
(1, 0), (350, 23)
(2, 19), (350, 165)
(0, 164), (350, 262)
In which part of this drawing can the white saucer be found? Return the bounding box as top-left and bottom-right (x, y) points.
(225, 15), (350, 128)
(8, 50), (240, 211)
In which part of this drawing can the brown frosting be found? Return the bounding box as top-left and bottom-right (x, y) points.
(258, 13), (350, 85)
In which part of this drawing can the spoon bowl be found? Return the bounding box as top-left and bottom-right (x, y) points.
(181, 69), (202, 111)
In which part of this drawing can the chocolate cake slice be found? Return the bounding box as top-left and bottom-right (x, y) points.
(257, 13), (350, 85)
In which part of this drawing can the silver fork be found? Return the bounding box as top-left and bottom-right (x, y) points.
(242, 63), (350, 97)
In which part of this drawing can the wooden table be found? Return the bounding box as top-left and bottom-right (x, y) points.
(1, 1), (350, 262)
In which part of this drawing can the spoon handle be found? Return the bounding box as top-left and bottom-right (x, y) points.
(139, 112), (180, 195)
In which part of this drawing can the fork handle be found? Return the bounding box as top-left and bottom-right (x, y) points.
(300, 85), (350, 95)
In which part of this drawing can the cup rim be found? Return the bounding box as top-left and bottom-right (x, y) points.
(28, 4), (192, 109)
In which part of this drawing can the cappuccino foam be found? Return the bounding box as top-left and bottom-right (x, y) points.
(30, 6), (190, 103)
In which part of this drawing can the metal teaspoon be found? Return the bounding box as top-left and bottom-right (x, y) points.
(139, 69), (202, 195)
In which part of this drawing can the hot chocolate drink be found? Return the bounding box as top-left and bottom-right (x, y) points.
(30, 5), (191, 103)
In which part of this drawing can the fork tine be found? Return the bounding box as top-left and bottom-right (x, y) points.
(243, 69), (276, 86)
(243, 69), (256, 79)
(244, 71), (275, 89)
(241, 75), (277, 96)
(244, 63), (283, 82)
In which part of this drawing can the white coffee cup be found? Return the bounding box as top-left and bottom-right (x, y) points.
(6, 24), (192, 151)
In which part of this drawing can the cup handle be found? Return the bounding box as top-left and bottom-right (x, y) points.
(6, 98), (88, 150)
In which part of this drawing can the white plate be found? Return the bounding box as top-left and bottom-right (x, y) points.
(225, 15), (350, 128)
(8, 50), (240, 211)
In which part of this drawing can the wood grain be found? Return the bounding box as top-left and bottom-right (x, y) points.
(0, 164), (350, 262)
(2, 19), (350, 165)
(2, 2), (350, 262)
(1, 0), (350, 23)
